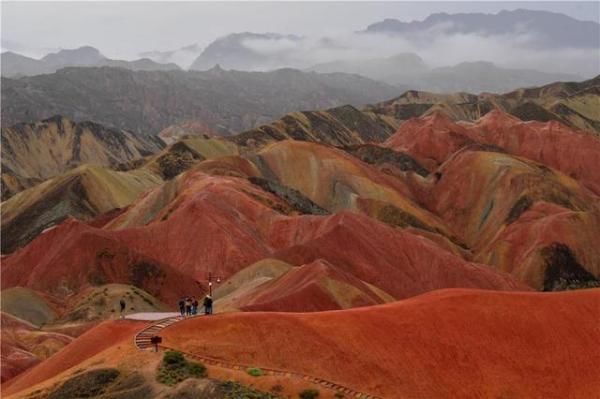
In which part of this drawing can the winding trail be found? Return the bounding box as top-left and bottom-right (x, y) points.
(134, 315), (384, 399)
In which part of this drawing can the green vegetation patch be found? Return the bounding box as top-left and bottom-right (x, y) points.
(299, 388), (320, 399)
(157, 350), (207, 386)
(246, 367), (264, 377)
(217, 381), (282, 399)
(48, 368), (120, 399)
(47, 369), (151, 399)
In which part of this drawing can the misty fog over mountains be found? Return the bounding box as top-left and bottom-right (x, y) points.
(2, 9), (599, 95)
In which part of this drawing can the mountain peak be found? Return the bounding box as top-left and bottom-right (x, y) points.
(45, 45), (103, 57)
(364, 9), (599, 49)
(41, 46), (106, 67)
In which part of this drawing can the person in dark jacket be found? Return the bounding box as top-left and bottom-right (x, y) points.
(119, 299), (126, 318)
(178, 298), (185, 316)
(203, 295), (213, 315)
(191, 297), (199, 315)
(185, 297), (193, 316)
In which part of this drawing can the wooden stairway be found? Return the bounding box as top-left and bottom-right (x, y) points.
(134, 316), (183, 350)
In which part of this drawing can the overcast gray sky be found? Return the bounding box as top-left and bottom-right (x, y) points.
(2, 1), (599, 59)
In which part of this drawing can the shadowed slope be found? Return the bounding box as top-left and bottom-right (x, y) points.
(231, 104), (399, 148)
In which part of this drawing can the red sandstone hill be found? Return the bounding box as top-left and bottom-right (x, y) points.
(2, 110), (598, 307)
(384, 110), (600, 196)
(1, 169), (527, 312)
(7, 108), (600, 306)
(380, 110), (600, 288)
(231, 259), (395, 312)
(161, 289), (600, 398)
(1, 219), (199, 304)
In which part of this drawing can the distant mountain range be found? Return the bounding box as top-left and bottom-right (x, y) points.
(132, 10), (598, 78)
(364, 9), (600, 49)
(185, 33), (584, 93)
(1, 66), (399, 135)
(309, 56), (579, 93)
(1, 46), (180, 78)
(4, 44), (582, 94)
(4, 9), (597, 93)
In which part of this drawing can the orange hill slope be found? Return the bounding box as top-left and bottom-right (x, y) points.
(162, 289), (600, 399)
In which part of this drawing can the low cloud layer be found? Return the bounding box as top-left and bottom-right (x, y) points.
(236, 27), (598, 77)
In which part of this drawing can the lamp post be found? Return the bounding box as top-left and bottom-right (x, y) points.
(207, 271), (221, 296)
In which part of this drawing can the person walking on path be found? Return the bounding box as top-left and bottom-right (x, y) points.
(185, 297), (193, 316)
(203, 295), (213, 315)
(119, 299), (126, 319)
(192, 297), (199, 315)
(178, 298), (185, 316)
